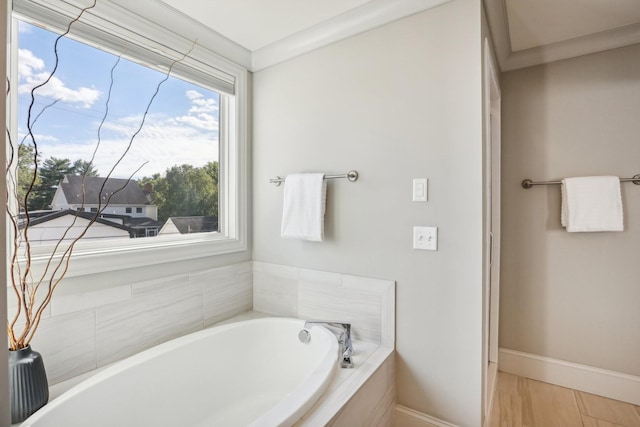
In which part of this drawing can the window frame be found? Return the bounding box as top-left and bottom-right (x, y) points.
(8, 0), (249, 278)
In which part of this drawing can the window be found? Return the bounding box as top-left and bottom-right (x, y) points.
(17, 20), (221, 234)
(9, 0), (248, 274)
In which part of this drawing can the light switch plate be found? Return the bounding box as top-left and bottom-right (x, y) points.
(412, 178), (428, 202)
(413, 226), (437, 251)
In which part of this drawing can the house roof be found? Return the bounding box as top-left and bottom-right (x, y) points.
(99, 213), (163, 229)
(59, 175), (150, 205)
(21, 209), (133, 232)
(167, 216), (218, 234)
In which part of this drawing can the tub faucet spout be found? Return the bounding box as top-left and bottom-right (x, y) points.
(304, 321), (354, 368)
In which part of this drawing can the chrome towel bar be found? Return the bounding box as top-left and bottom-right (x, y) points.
(522, 174), (640, 189)
(270, 170), (359, 187)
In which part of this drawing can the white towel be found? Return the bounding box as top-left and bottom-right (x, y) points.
(561, 176), (623, 232)
(281, 173), (326, 241)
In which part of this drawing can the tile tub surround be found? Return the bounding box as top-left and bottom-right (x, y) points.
(8, 261), (252, 385)
(297, 342), (395, 427)
(45, 311), (395, 427)
(253, 261), (395, 348)
(14, 261), (395, 426)
(252, 262), (396, 426)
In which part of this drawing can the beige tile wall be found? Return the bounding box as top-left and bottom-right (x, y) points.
(253, 261), (395, 347)
(20, 260), (393, 391)
(25, 261), (253, 385)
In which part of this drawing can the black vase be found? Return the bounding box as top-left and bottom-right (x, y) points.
(9, 345), (49, 424)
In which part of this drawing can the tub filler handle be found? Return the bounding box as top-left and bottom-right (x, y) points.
(303, 321), (354, 369)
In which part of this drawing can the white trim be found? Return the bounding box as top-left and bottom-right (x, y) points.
(481, 34), (501, 420)
(499, 348), (640, 406)
(9, 1), (250, 279)
(0, 1), (11, 425)
(13, 0), (242, 94)
(395, 405), (458, 427)
(251, 0), (453, 71)
(483, 0), (640, 71)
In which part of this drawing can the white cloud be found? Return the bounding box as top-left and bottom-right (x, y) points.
(18, 49), (44, 78)
(185, 90), (201, 100)
(17, 49), (101, 108)
(174, 90), (219, 131)
(51, 109), (220, 179)
(184, 89), (218, 113)
(175, 113), (217, 131)
(47, 132), (217, 180)
(28, 87), (220, 180)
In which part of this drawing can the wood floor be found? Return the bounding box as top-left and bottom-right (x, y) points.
(489, 372), (640, 427)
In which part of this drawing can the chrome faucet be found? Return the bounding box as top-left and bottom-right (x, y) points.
(303, 321), (354, 368)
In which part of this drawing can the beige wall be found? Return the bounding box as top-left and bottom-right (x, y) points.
(500, 44), (640, 376)
(252, 1), (485, 425)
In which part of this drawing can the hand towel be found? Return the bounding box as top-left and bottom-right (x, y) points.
(281, 173), (326, 241)
(561, 176), (623, 232)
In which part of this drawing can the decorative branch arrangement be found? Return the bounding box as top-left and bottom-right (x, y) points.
(6, 0), (193, 351)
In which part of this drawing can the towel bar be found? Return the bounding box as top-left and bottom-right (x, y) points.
(522, 174), (640, 189)
(270, 170), (359, 187)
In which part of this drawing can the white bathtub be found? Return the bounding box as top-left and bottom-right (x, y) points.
(20, 318), (339, 427)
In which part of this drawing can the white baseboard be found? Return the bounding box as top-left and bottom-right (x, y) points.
(395, 405), (458, 427)
(499, 348), (640, 406)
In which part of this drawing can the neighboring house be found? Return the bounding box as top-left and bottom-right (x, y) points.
(20, 209), (132, 246)
(158, 216), (218, 235)
(20, 210), (165, 245)
(51, 175), (158, 221)
(96, 213), (164, 238)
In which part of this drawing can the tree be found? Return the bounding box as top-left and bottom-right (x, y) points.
(18, 151), (100, 211)
(28, 157), (74, 211)
(203, 161), (219, 186)
(72, 159), (99, 177)
(16, 144), (40, 211)
(143, 162), (219, 223)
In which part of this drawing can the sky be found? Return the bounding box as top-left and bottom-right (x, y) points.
(16, 20), (220, 180)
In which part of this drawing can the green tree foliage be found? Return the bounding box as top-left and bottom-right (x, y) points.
(142, 161), (219, 223)
(16, 145), (39, 211)
(28, 157), (73, 211)
(18, 144), (219, 224)
(19, 150), (100, 211)
(72, 159), (99, 177)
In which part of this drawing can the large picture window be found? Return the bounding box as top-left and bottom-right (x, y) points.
(17, 20), (221, 240)
(9, 0), (248, 274)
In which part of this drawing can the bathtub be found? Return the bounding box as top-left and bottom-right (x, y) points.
(20, 317), (339, 427)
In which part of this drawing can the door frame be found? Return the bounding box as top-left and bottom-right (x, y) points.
(482, 35), (501, 423)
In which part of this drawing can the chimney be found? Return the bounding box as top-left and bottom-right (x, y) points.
(143, 183), (153, 195)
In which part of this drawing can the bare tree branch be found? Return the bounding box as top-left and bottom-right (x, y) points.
(7, 0), (198, 350)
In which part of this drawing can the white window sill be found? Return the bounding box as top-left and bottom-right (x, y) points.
(21, 233), (248, 280)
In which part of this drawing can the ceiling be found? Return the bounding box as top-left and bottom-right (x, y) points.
(156, 0), (640, 71)
(157, 0), (373, 51)
(485, 0), (640, 70)
(504, 0), (640, 52)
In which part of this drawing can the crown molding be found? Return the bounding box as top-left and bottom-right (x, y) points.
(142, 0), (453, 72)
(251, 0), (453, 71)
(484, 0), (640, 72)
